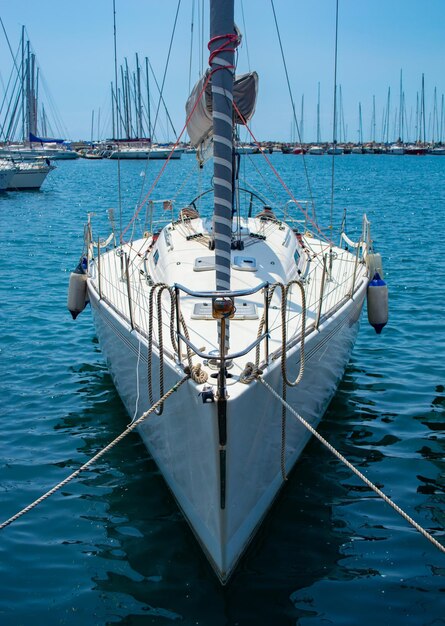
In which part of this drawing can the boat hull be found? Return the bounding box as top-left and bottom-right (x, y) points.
(108, 148), (182, 159)
(7, 167), (51, 190)
(0, 167), (15, 191)
(88, 277), (366, 581)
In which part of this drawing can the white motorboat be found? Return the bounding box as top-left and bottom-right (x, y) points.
(326, 145), (344, 155)
(388, 143), (405, 155)
(429, 146), (445, 155)
(307, 145), (324, 155)
(68, 0), (387, 583)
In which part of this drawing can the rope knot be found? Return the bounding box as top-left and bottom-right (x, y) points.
(239, 362), (262, 384)
(190, 363), (209, 384)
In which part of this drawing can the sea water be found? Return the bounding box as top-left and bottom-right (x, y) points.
(0, 154), (444, 625)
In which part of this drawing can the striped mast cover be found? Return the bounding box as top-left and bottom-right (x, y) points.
(209, 0), (236, 352)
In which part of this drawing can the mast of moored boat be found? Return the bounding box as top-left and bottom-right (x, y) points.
(316, 81), (321, 144)
(209, 0), (236, 323)
(208, 0), (237, 480)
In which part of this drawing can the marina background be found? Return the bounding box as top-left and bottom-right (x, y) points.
(0, 152), (444, 624)
(0, 0), (444, 143)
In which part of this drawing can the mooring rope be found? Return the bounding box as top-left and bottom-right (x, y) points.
(0, 375), (190, 531)
(258, 376), (445, 554)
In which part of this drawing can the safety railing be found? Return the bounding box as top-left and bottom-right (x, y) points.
(85, 212), (370, 379)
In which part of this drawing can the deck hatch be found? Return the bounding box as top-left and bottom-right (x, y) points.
(194, 256), (215, 271)
(192, 300), (258, 320)
(233, 256), (257, 271)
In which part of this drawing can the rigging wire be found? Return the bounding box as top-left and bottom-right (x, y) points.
(329, 0), (340, 240)
(240, 0), (251, 73)
(269, 0), (319, 229)
(146, 57), (178, 140)
(188, 0), (195, 94)
(232, 99), (329, 242)
(112, 0), (123, 242)
(0, 18), (22, 128)
(151, 0), (181, 140)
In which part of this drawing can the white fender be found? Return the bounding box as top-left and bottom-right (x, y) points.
(67, 271), (88, 319)
(366, 253), (384, 279)
(367, 273), (388, 334)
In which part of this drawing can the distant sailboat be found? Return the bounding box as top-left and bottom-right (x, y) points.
(0, 26), (60, 186)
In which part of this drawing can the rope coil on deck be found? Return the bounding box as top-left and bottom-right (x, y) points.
(147, 283), (208, 416)
(0, 375), (190, 531)
(259, 376), (445, 556)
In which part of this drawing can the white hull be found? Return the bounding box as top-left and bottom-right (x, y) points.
(108, 147), (183, 160)
(0, 146), (78, 160)
(308, 145), (324, 155)
(327, 147), (344, 155)
(8, 164), (53, 189)
(89, 282), (365, 579)
(82, 211), (370, 582)
(388, 144), (405, 155)
(0, 167), (16, 191)
(48, 150), (79, 160)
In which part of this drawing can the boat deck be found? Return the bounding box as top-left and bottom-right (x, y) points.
(89, 215), (366, 385)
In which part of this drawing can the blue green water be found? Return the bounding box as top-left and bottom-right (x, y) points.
(0, 154), (444, 625)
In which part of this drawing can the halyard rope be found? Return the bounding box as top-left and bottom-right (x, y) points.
(259, 376), (445, 555)
(0, 375), (190, 531)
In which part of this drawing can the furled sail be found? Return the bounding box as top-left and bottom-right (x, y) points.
(186, 70), (258, 148)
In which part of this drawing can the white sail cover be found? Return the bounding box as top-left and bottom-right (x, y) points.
(186, 71), (258, 148)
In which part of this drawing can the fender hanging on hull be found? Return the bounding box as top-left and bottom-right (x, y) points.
(67, 259), (88, 320)
(367, 272), (388, 334)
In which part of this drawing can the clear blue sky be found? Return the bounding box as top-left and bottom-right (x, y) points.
(1, 0), (444, 143)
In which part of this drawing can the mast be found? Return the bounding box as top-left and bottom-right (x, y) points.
(421, 73), (426, 143)
(21, 26), (25, 141)
(439, 94), (444, 144)
(136, 53), (142, 138)
(25, 40), (30, 140)
(209, 0), (236, 361)
(125, 58), (133, 138)
(111, 82), (115, 139)
(209, 0), (235, 293)
(300, 94), (304, 143)
(145, 57), (152, 141)
(385, 86), (391, 144)
(120, 65), (126, 137)
(316, 81), (321, 143)
(132, 71), (138, 137)
(415, 91), (419, 142)
(432, 86), (437, 144)
(339, 85), (346, 143)
(117, 87), (122, 139)
(398, 69), (403, 142)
